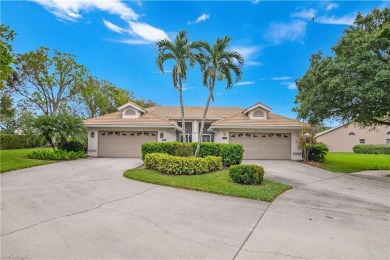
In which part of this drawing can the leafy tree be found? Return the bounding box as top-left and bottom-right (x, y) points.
(134, 98), (158, 108)
(0, 24), (16, 90)
(100, 79), (134, 115)
(76, 75), (105, 118)
(156, 31), (202, 143)
(194, 37), (243, 156)
(294, 8), (390, 126)
(0, 25), (17, 130)
(10, 46), (87, 115)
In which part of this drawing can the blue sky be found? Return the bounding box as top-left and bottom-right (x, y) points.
(2, 0), (387, 120)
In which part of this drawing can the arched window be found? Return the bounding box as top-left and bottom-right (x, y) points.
(387, 131), (390, 135)
(253, 110), (265, 117)
(125, 109), (136, 116)
(349, 132), (355, 136)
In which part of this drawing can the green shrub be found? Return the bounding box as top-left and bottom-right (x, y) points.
(175, 144), (194, 157)
(353, 144), (390, 154)
(306, 143), (329, 162)
(229, 164), (264, 185)
(0, 134), (42, 150)
(220, 144), (244, 166)
(144, 153), (222, 175)
(141, 142), (182, 159)
(28, 149), (86, 160)
(142, 142), (243, 166)
(63, 140), (84, 152)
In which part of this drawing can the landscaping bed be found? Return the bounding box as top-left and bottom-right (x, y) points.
(124, 168), (291, 202)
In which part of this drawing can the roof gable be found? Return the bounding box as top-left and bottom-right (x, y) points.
(243, 102), (272, 114)
(118, 101), (146, 114)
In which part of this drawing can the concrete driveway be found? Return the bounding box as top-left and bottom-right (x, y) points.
(1, 159), (389, 259)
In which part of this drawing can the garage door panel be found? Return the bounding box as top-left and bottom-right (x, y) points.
(230, 132), (291, 160)
(99, 131), (157, 158)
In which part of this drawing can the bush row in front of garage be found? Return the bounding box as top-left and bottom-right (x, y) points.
(352, 144), (390, 154)
(141, 142), (244, 166)
(144, 153), (223, 175)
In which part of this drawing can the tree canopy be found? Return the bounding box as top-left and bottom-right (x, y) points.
(294, 8), (390, 126)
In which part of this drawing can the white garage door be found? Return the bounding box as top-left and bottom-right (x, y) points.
(230, 133), (291, 160)
(99, 131), (158, 158)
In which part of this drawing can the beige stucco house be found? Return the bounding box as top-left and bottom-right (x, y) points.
(315, 123), (390, 152)
(84, 102), (308, 160)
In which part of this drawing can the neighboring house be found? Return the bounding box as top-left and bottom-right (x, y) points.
(315, 123), (390, 152)
(84, 102), (308, 160)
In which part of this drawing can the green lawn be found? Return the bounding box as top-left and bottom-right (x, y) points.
(124, 168), (291, 202)
(320, 152), (390, 173)
(0, 148), (55, 173)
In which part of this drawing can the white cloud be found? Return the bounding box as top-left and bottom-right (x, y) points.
(231, 45), (261, 67)
(265, 20), (306, 44)
(129, 22), (169, 42)
(281, 81), (297, 90)
(188, 13), (210, 25)
(272, 76), (292, 81)
(33, 0), (169, 44)
(325, 3), (339, 11)
(291, 8), (317, 20)
(234, 81), (255, 86)
(316, 14), (356, 25)
(251, 0), (261, 4)
(116, 39), (151, 45)
(103, 19), (126, 34)
(33, 0), (138, 22)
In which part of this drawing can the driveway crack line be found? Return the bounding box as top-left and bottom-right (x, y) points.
(274, 202), (390, 220)
(1, 186), (159, 237)
(232, 202), (271, 260)
(241, 248), (308, 259)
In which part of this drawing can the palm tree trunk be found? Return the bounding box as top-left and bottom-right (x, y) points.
(195, 78), (214, 157)
(178, 77), (186, 143)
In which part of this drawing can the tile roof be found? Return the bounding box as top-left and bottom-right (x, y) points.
(83, 111), (178, 127)
(146, 106), (243, 119)
(83, 105), (307, 129)
(211, 112), (309, 128)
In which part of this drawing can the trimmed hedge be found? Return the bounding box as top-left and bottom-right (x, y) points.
(141, 142), (244, 166)
(28, 149), (86, 160)
(63, 140), (84, 152)
(144, 153), (222, 175)
(306, 143), (329, 162)
(353, 144), (390, 154)
(0, 134), (42, 150)
(229, 164), (264, 185)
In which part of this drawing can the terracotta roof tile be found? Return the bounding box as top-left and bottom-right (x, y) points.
(211, 112), (308, 127)
(146, 106), (243, 119)
(83, 111), (177, 127)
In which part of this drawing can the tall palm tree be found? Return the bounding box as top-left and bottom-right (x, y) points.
(194, 37), (244, 156)
(156, 31), (202, 143)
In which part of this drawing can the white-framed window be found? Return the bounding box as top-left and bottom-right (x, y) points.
(386, 139), (390, 145)
(349, 132), (355, 136)
(202, 134), (211, 142)
(359, 139), (365, 144)
(180, 134), (192, 142)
